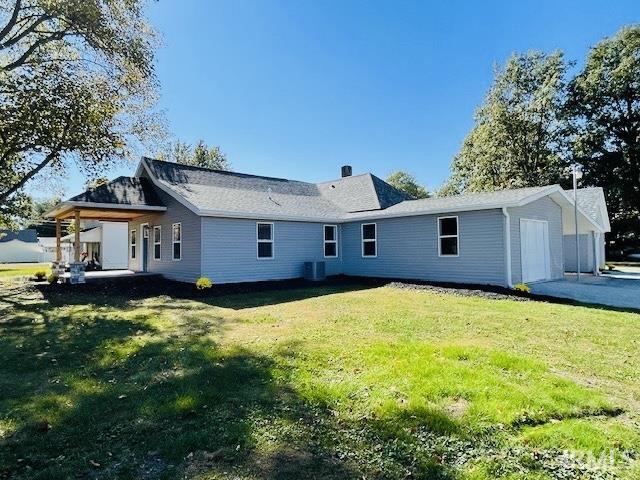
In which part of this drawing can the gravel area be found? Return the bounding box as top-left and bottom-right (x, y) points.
(385, 281), (531, 301)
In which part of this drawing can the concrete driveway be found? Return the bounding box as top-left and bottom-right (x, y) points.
(530, 270), (640, 310)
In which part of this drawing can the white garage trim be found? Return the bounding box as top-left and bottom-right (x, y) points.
(520, 218), (551, 283)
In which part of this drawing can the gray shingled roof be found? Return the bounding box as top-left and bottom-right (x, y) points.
(0, 229), (37, 243)
(141, 158), (574, 221)
(565, 187), (608, 231)
(344, 185), (556, 219)
(316, 174), (411, 212)
(68, 176), (164, 207)
(143, 158), (409, 218)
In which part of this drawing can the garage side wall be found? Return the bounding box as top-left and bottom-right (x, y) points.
(563, 233), (595, 273)
(341, 209), (506, 286)
(508, 196), (564, 284)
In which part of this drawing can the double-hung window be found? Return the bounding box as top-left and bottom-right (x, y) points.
(172, 223), (182, 261)
(324, 225), (338, 258)
(153, 225), (161, 260)
(361, 223), (377, 257)
(130, 229), (137, 259)
(438, 216), (459, 256)
(257, 222), (274, 259)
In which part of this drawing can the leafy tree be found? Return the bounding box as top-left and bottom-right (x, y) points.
(158, 140), (231, 171)
(386, 171), (429, 199)
(0, 191), (31, 228)
(0, 0), (161, 224)
(443, 51), (569, 195)
(566, 25), (640, 253)
(84, 177), (110, 190)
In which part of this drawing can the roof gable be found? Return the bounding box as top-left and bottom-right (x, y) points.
(565, 187), (610, 232)
(68, 176), (164, 207)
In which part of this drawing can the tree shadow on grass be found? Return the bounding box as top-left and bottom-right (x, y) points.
(1, 282), (459, 480)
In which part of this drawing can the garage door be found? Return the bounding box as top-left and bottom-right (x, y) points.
(520, 219), (551, 283)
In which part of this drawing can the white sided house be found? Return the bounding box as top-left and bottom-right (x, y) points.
(0, 229), (42, 263)
(45, 158), (610, 287)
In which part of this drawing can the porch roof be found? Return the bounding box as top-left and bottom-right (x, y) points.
(44, 177), (166, 220)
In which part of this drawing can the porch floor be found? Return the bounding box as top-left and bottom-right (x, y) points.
(61, 270), (160, 281)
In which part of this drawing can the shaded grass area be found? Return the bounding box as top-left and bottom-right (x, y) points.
(1, 278), (639, 479)
(0, 263), (50, 278)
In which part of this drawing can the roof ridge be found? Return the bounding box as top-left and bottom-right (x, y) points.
(144, 157), (314, 185)
(398, 184), (553, 204)
(315, 172), (373, 185)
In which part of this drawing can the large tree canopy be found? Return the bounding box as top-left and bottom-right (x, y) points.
(0, 0), (160, 225)
(158, 140), (231, 171)
(441, 51), (569, 196)
(566, 25), (640, 253)
(386, 171), (429, 199)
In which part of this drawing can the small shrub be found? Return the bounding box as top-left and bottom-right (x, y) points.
(47, 273), (59, 285)
(34, 270), (47, 281)
(513, 282), (531, 293)
(195, 276), (213, 290)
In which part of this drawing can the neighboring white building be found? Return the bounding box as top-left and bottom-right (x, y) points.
(38, 237), (73, 263)
(0, 229), (42, 263)
(61, 221), (128, 269)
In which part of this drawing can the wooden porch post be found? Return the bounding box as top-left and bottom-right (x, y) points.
(74, 209), (81, 262)
(55, 217), (62, 262)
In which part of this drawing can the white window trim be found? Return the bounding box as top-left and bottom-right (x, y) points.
(256, 222), (274, 260)
(438, 216), (459, 257)
(130, 229), (136, 259)
(172, 222), (182, 261)
(153, 225), (161, 260)
(323, 224), (338, 258)
(361, 223), (377, 258)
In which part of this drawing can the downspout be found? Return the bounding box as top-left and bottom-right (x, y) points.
(593, 231), (600, 276)
(502, 207), (513, 288)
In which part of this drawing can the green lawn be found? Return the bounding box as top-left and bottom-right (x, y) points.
(1, 278), (639, 479)
(0, 262), (50, 278)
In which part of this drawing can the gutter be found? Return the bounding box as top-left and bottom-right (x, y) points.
(502, 207), (513, 288)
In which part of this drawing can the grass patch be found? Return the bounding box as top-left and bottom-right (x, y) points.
(1, 278), (639, 479)
(0, 263), (50, 278)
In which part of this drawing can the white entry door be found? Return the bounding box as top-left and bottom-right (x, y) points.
(520, 219), (551, 283)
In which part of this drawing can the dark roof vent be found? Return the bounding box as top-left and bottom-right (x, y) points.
(341, 165), (352, 178)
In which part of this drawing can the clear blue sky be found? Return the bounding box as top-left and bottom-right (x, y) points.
(35, 0), (640, 199)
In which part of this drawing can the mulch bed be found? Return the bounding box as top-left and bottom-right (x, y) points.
(31, 274), (625, 311)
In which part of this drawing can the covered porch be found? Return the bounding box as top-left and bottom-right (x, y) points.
(43, 177), (166, 282)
